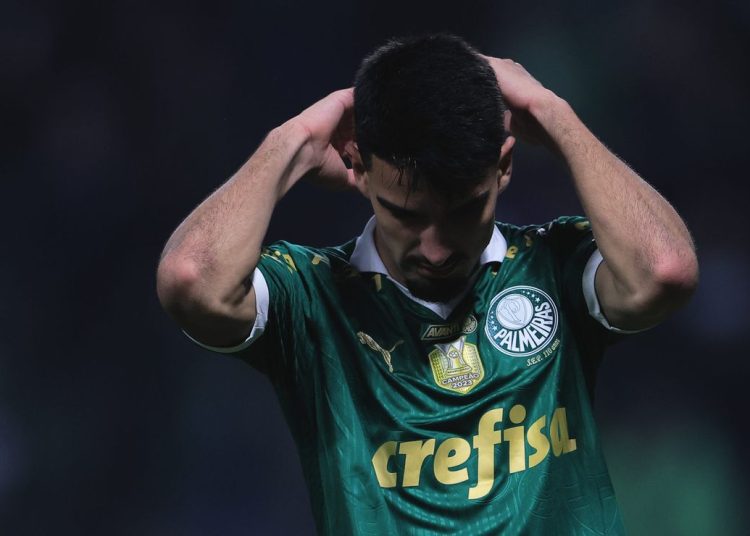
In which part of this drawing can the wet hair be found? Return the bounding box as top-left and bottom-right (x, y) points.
(353, 32), (507, 197)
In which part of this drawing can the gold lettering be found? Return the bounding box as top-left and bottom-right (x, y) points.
(371, 405), (578, 497)
(506, 404), (527, 473)
(509, 404), (526, 424)
(505, 245), (518, 259)
(550, 407), (577, 456)
(526, 416), (550, 468)
(399, 439), (436, 487)
(468, 408), (503, 500)
(504, 427), (526, 473)
(434, 438), (471, 485)
(371, 441), (398, 488)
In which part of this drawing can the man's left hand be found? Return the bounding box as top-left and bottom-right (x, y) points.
(480, 55), (565, 150)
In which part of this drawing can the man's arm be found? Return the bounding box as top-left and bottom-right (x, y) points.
(483, 57), (698, 331)
(156, 88), (356, 347)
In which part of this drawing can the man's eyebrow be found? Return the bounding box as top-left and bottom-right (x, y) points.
(452, 190), (490, 212)
(376, 196), (421, 214)
(376, 190), (490, 215)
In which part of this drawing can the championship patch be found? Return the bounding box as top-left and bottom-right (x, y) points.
(428, 335), (484, 394)
(485, 286), (559, 357)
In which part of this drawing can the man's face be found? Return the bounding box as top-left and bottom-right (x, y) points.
(354, 146), (512, 302)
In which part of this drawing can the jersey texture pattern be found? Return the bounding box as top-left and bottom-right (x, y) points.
(199, 217), (627, 536)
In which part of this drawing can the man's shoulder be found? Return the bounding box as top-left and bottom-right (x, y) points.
(496, 215), (590, 233)
(259, 238), (359, 276)
(496, 215), (592, 248)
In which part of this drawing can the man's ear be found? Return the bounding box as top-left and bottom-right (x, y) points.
(345, 141), (369, 198)
(497, 135), (515, 194)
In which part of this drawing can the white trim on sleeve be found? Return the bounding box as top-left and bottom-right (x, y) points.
(182, 267), (270, 353)
(582, 249), (647, 334)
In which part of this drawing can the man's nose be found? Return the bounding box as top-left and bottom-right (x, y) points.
(418, 224), (454, 266)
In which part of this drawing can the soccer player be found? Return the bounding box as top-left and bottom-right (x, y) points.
(157, 33), (698, 534)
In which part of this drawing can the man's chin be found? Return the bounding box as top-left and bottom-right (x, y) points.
(404, 276), (468, 303)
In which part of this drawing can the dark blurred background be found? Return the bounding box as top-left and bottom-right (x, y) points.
(2, 0), (749, 534)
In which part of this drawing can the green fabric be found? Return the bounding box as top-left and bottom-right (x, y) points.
(232, 216), (626, 535)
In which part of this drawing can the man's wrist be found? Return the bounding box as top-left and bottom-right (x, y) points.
(528, 90), (572, 130)
(265, 119), (315, 198)
(527, 92), (584, 156)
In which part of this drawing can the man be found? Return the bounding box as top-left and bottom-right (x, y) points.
(157, 33), (698, 534)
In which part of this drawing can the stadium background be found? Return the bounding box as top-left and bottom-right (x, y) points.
(2, 0), (748, 534)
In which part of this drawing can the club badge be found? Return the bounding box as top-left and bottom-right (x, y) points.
(485, 286), (558, 357)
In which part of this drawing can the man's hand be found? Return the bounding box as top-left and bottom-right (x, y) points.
(291, 87), (357, 191)
(157, 89), (359, 348)
(482, 54), (698, 331)
(480, 55), (563, 150)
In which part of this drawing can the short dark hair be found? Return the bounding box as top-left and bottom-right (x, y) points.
(353, 32), (507, 196)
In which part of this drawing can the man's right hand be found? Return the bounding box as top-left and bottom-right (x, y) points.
(157, 87), (359, 349)
(290, 88), (357, 191)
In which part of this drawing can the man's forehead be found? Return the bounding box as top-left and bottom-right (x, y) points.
(370, 154), (495, 208)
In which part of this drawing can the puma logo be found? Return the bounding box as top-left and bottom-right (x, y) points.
(357, 332), (403, 373)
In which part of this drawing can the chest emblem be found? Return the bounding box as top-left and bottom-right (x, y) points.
(428, 336), (484, 394)
(485, 285), (559, 357)
(357, 332), (403, 373)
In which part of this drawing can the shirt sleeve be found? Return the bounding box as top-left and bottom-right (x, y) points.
(581, 249), (647, 335)
(182, 241), (316, 375)
(551, 216), (650, 344)
(182, 267), (270, 353)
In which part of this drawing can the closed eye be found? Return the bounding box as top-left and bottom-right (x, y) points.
(376, 190), (489, 221)
(451, 192), (489, 218)
(377, 196), (425, 221)
(389, 206), (420, 220)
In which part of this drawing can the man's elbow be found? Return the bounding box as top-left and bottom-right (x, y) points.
(653, 250), (699, 302)
(155, 254), (235, 332)
(156, 253), (257, 348)
(635, 251), (699, 319)
(156, 254), (203, 318)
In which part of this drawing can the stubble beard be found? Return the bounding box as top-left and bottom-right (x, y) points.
(402, 270), (471, 303)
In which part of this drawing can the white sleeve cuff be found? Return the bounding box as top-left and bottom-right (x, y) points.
(182, 268), (270, 353)
(582, 249), (646, 334)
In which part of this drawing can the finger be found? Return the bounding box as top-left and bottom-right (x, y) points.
(497, 58), (522, 68)
(342, 140), (358, 158)
(332, 87), (355, 110)
(503, 109), (512, 133)
(345, 168), (358, 190)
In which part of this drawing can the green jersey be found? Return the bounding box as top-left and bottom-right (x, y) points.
(189, 215), (630, 535)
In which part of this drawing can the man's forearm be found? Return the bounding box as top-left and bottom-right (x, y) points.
(157, 120), (311, 315)
(533, 95), (697, 299)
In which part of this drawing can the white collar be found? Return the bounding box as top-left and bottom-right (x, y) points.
(349, 216), (507, 319)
